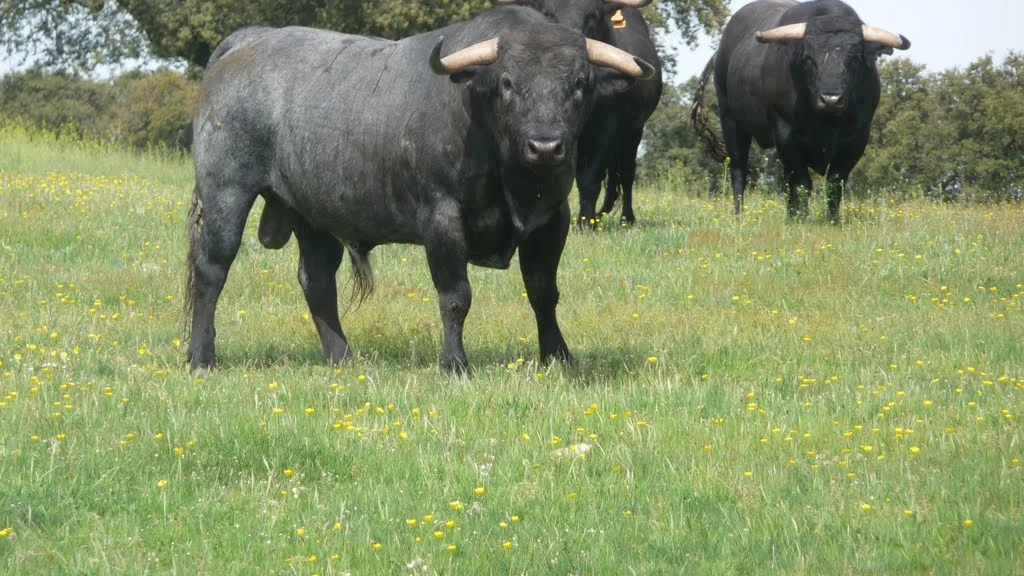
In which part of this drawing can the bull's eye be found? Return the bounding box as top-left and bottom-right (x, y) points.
(501, 75), (514, 94)
(574, 76), (587, 92)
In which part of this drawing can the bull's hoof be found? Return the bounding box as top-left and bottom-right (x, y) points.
(187, 359), (214, 378)
(576, 214), (601, 231)
(324, 345), (353, 365)
(186, 349), (216, 376)
(541, 346), (575, 367)
(620, 214), (636, 227)
(439, 355), (470, 376)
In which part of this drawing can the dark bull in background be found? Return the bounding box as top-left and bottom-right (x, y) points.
(501, 0), (663, 228)
(183, 6), (655, 375)
(692, 0), (910, 223)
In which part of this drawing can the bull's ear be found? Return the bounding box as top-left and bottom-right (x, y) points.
(449, 68), (479, 84)
(866, 42), (895, 58)
(450, 67), (498, 92)
(593, 67), (635, 97)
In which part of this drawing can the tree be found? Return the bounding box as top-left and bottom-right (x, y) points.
(641, 79), (721, 184)
(854, 53), (1024, 201)
(110, 69), (198, 149)
(0, 69), (114, 136)
(2, 0), (728, 71)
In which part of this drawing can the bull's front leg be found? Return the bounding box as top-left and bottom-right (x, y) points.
(825, 173), (846, 225)
(519, 202), (574, 365)
(425, 207), (472, 375)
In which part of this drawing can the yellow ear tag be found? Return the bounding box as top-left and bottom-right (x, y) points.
(611, 9), (627, 29)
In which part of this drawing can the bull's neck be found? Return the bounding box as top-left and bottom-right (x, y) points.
(500, 163), (574, 234)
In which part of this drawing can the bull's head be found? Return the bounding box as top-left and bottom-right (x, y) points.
(495, 0), (653, 40)
(430, 23), (653, 169)
(756, 16), (910, 113)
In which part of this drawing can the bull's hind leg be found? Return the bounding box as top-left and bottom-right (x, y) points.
(599, 166), (621, 219)
(721, 115), (752, 215)
(825, 174), (845, 225)
(294, 219), (351, 364)
(575, 154), (608, 230)
(614, 129), (644, 226)
(186, 184), (258, 373)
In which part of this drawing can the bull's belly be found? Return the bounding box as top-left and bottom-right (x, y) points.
(263, 191), (523, 269)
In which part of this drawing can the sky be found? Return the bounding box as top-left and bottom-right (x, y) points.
(667, 0), (1024, 84)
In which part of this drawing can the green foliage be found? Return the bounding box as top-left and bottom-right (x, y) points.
(0, 69), (197, 150)
(641, 81), (712, 181)
(109, 70), (198, 149)
(641, 76), (776, 194)
(855, 53), (1024, 201)
(0, 70), (114, 137)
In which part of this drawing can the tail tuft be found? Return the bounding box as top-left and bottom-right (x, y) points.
(346, 245), (374, 310)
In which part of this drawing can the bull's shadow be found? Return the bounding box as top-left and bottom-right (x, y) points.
(208, 337), (655, 382)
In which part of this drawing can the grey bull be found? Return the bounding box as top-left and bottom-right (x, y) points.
(184, 6), (655, 374)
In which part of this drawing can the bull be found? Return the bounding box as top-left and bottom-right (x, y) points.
(184, 7), (654, 374)
(499, 0), (663, 227)
(691, 0), (909, 222)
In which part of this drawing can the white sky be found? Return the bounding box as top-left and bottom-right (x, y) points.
(668, 0), (1024, 83)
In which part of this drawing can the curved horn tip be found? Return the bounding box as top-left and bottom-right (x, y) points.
(429, 36), (447, 75)
(898, 34), (911, 50)
(634, 57), (656, 79)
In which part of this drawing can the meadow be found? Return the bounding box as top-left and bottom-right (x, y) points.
(1, 122), (1022, 574)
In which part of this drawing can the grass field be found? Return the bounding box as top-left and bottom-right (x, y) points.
(1, 122), (1022, 574)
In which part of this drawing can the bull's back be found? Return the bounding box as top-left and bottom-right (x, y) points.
(195, 28), (437, 242)
(715, 0), (796, 144)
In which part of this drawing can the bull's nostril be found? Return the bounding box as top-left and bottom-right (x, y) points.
(526, 139), (565, 164)
(819, 93), (843, 107)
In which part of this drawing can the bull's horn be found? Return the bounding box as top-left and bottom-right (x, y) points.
(608, 0), (654, 7)
(586, 39), (655, 79)
(862, 25), (911, 50)
(754, 23), (807, 43)
(430, 36), (500, 75)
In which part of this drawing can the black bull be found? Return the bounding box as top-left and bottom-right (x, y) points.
(691, 0), (909, 222)
(502, 0), (663, 227)
(184, 7), (654, 374)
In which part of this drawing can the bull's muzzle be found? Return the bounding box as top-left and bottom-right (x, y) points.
(524, 137), (567, 166)
(818, 92), (846, 112)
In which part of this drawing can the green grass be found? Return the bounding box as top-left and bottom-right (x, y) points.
(1, 121), (1022, 574)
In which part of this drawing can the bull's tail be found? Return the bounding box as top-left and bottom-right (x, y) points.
(183, 185), (203, 337)
(690, 53), (728, 164)
(343, 246), (374, 313)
